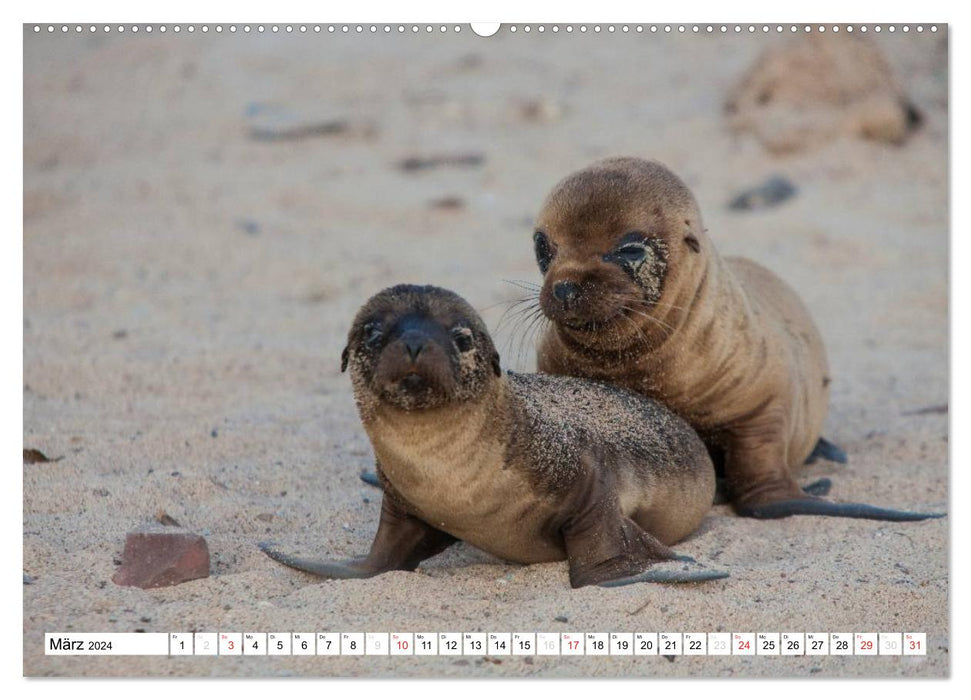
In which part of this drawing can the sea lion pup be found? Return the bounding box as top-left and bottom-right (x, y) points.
(261, 284), (727, 588)
(533, 157), (942, 521)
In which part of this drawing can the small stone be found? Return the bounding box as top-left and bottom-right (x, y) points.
(155, 510), (181, 528)
(429, 196), (465, 211)
(236, 220), (260, 236)
(518, 98), (563, 123)
(23, 448), (60, 464)
(729, 176), (797, 211)
(398, 153), (484, 172)
(245, 103), (352, 142)
(724, 34), (920, 153)
(112, 524), (210, 589)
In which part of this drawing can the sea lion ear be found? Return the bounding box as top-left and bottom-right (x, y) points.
(341, 346), (349, 373)
(684, 234), (701, 253)
(491, 352), (502, 377)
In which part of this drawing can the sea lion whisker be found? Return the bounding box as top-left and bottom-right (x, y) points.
(618, 304), (678, 337)
(494, 297), (541, 348)
(611, 293), (692, 317)
(479, 294), (538, 315)
(616, 306), (653, 347)
(522, 313), (550, 369)
(502, 278), (543, 293)
(501, 301), (545, 371)
(493, 296), (541, 334)
(515, 307), (548, 370)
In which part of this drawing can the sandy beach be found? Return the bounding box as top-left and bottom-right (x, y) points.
(23, 25), (948, 677)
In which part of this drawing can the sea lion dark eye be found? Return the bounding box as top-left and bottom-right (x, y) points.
(451, 326), (474, 352)
(363, 321), (383, 347)
(534, 231), (554, 274)
(614, 243), (647, 263)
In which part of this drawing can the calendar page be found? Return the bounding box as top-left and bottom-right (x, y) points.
(22, 15), (948, 679)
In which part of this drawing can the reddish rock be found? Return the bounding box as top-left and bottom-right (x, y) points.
(112, 525), (210, 589)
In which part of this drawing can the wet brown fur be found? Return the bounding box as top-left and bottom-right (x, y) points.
(535, 158), (830, 510)
(336, 285), (716, 587)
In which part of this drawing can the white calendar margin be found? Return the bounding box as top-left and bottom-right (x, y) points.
(10, 0), (960, 696)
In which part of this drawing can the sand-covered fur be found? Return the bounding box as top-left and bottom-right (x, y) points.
(263, 285), (722, 588)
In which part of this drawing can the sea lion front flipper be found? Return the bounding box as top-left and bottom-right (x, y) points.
(259, 544), (375, 579)
(804, 438), (848, 465)
(359, 470), (381, 488)
(599, 567), (730, 587)
(261, 493), (456, 578)
(359, 459), (384, 488)
(735, 497), (946, 522)
(560, 489), (723, 587)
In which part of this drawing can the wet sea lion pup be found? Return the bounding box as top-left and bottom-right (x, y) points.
(532, 157), (942, 521)
(261, 285), (727, 588)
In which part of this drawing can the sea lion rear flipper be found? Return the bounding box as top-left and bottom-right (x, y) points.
(804, 437), (848, 465)
(735, 497), (946, 521)
(715, 476), (831, 503)
(261, 494), (456, 578)
(724, 433), (938, 521)
(800, 477), (832, 497)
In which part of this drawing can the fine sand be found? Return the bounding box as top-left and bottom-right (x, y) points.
(23, 26), (948, 677)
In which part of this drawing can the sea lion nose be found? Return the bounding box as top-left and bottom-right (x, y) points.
(553, 281), (579, 307)
(401, 330), (426, 362)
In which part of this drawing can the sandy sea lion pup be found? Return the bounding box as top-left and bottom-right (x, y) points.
(532, 157), (942, 521)
(261, 285), (727, 588)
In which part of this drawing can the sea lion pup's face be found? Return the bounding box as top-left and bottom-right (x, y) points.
(534, 157), (707, 349)
(342, 285), (502, 412)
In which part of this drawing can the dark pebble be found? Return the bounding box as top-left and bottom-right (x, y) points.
(728, 175), (797, 211)
(237, 220), (261, 236)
